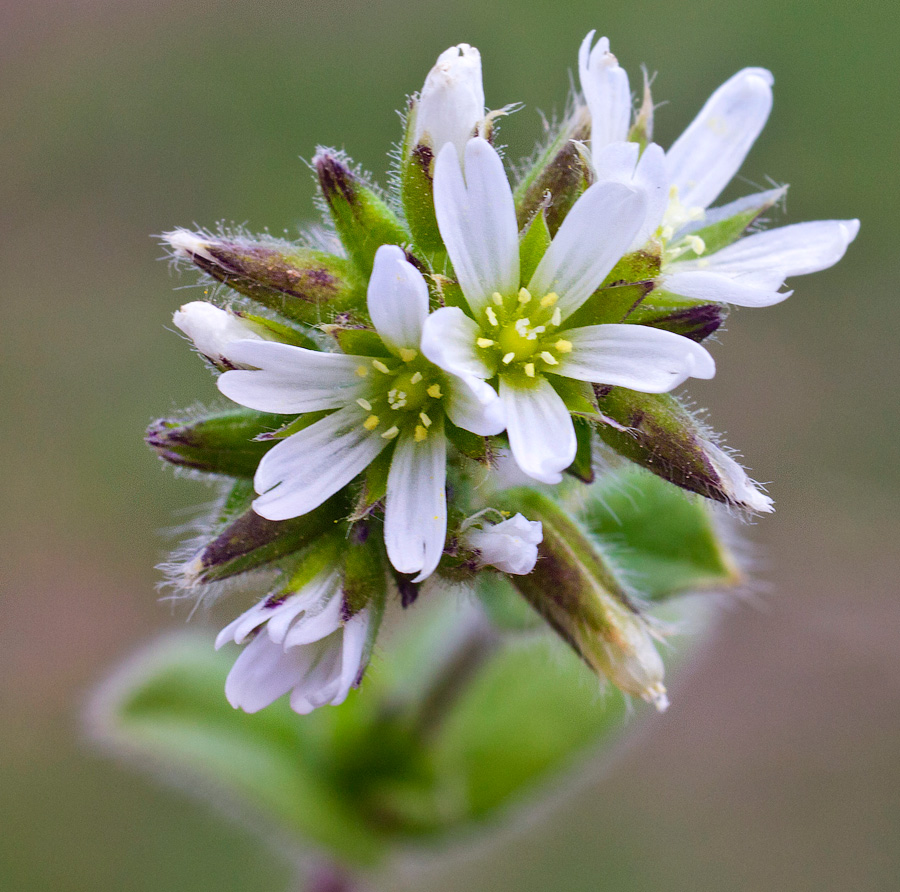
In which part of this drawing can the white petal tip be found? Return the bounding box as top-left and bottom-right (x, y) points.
(162, 229), (216, 264)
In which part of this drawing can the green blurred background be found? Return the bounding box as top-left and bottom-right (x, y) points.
(2, 0), (898, 889)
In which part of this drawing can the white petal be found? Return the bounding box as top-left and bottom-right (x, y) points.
(414, 44), (485, 160)
(173, 302), (265, 364)
(666, 68), (773, 211)
(433, 138), (519, 315)
(662, 270), (791, 307)
(463, 513), (543, 575)
(287, 636), (343, 714)
(528, 181), (648, 321)
(444, 373), (505, 436)
(253, 405), (387, 520)
(556, 323), (716, 391)
(218, 340), (364, 413)
(384, 420), (447, 582)
(500, 377), (576, 484)
(420, 306), (496, 380)
(592, 141), (669, 250)
(579, 32), (631, 148)
(367, 245), (430, 354)
(215, 599), (273, 649)
(693, 219), (860, 278)
(283, 589), (343, 647)
(224, 633), (307, 713)
(338, 610), (370, 692)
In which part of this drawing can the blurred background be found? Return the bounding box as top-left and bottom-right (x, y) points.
(2, 0), (898, 889)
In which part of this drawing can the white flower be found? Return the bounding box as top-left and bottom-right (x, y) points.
(217, 244), (504, 582)
(216, 564), (371, 715)
(422, 137), (715, 485)
(461, 512), (543, 575)
(578, 41), (860, 306)
(414, 43), (485, 161)
(172, 301), (267, 366)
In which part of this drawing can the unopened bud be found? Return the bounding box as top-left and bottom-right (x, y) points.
(161, 229), (363, 325)
(592, 388), (773, 513)
(145, 408), (283, 477)
(497, 490), (668, 710)
(414, 44), (485, 162)
(172, 301), (267, 368)
(313, 150), (409, 277)
(461, 512), (543, 575)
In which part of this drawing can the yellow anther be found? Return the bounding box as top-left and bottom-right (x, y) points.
(524, 363), (536, 378)
(476, 337), (495, 348)
(399, 347), (418, 362)
(356, 365), (369, 378)
(427, 383), (443, 399)
(414, 425), (428, 442)
(410, 371), (423, 384)
(381, 426), (400, 440)
(485, 307), (499, 326)
(555, 339), (573, 353)
(540, 292), (559, 308)
(356, 398), (372, 411)
(419, 412), (432, 428)
(551, 307), (562, 327)
(686, 234), (707, 256)
(518, 287), (532, 304)
(502, 352), (516, 365)
(540, 351), (558, 366)
(363, 415), (380, 430)
(492, 292), (504, 306)
(372, 359), (391, 374)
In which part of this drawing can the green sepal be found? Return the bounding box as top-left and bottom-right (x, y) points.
(627, 294), (727, 342)
(445, 416), (490, 462)
(602, 246), (662, 285)
(326, 326), (392, 358)
(431, 275), (468, 312)
(549, 375), (597, 417)
(627, 73), (655, 150)
(233, 310), (317, 349)
(145, 408), (283, 477)
(188, 494), (349, 585)
(562, 281), (652, 330)
(399, 102), (445, 258)
(351, 447), (393, 521)
(513, 107), (592, 235)
(253, 411), (325, 442)
(314, 150), (410, 277)
(518, 207), (552, 284)
(592, 387), (747, 508)
(675, 185), (787, 260)
(566, 415), (595, 483)
(175, 234), (364, 325)
(342, 524), (387, 617)
(578, 467), (741, 598)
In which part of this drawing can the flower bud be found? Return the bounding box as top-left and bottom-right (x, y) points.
(162, 229), (363, 325)
(172, 301), (267, 368)
(513, 107), (592, 234)
(413, 44), (485, 162)
(145, 408), (282, 477)
(461, 512), (543, 575)
(593, 387), (773, 513)
(313, 150), (409, 277)
(496, 490), (669, 710)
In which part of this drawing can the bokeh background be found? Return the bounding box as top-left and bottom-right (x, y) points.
(2, 0), (898, 889)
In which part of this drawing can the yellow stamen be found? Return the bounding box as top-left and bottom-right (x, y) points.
(485, 306), (499, 326)
(686, 234), (707, 256)
(502, 352), (516, 365)
(356, 365), (369, 378)
(372, 359), (391, 374)
(399, 347), (418, 362)
(419, 412), (432, 428)
(555, 339), (573, 353)
(381, 426), (400, 440)
(518, 287), (532, 304)
(540, 351), (558, 366)
(414, 425), (428, 442)
(356, 398), (372, 411)
(363, 415), (380, 431)
(492, 292), (504, 306)
(524, 363), (536, 378)
(540, 292), (559, 308)
(410, 371), (423, 384)
(551, 307), (562, 327)
(427, 383), (443, 399)
(476, 337), (495, 348)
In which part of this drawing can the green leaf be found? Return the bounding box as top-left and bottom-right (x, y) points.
(578, 466), (741, 598)
(92, 634), (387, 865)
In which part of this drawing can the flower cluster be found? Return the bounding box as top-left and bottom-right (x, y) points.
(152, 34), (857, 716)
